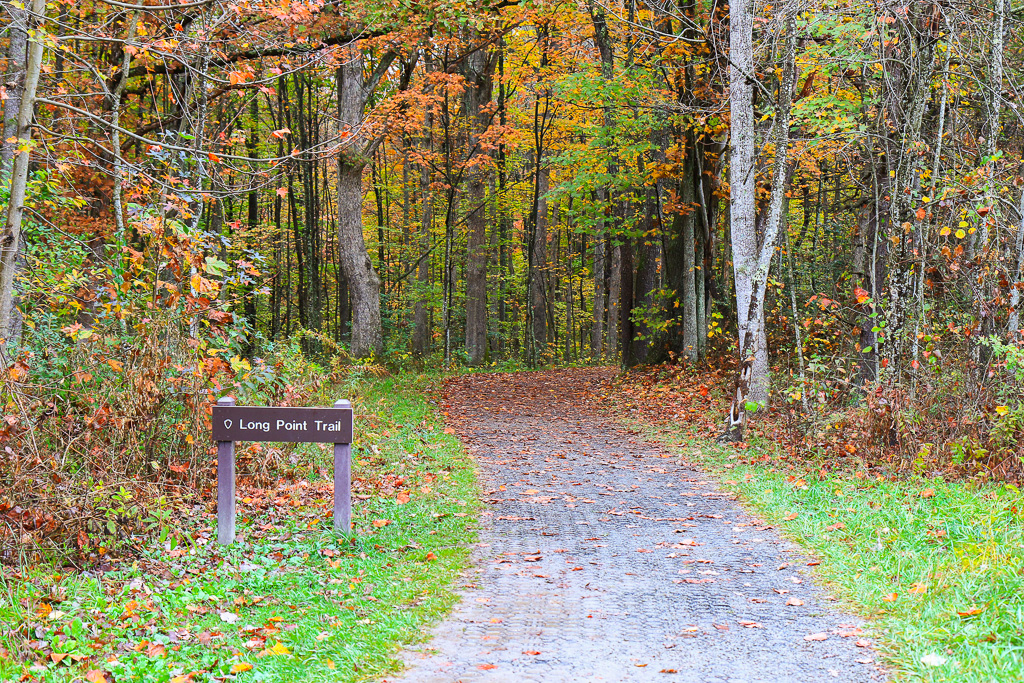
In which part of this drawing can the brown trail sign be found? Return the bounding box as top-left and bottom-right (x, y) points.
(213, 397), (354, 545)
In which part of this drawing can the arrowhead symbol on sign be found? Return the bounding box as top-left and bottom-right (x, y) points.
(224, 419), (233, 429)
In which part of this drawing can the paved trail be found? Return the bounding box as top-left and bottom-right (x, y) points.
(386, 369), (883, 683)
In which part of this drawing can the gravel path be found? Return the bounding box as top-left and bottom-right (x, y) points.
(384, 369), (885, 683)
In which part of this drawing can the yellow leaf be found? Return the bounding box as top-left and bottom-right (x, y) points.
(939, 227), (951, 236)
(106, 358), (124, 372)
(955, 229), (966, 239)
(230, 662), (253, 673)
(326, 659), (336, 670)
(996, 405), (1010, 416)
(267, 642), (290, 656)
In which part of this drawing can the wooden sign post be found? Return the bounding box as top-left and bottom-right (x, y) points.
(212, 397), (354, 545)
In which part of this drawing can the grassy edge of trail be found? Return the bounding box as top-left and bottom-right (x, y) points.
(628, 420), (1024, 683)
(0, 372), (478, 683)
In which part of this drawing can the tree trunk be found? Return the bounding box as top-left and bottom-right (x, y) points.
(722, 7), (796, 441)
(0, 0), (45, 345)
(336, 54), (384, 358)
(463, 43), (495, 366)
(607, 237), (620, 356)
(592, 218), (606, 359)
(530, 157), (549, 363)
(722, 0), (758, 441)
(1, 2), (28, 181)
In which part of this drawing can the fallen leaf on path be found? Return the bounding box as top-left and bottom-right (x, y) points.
(477, 664), (497, 670)
(786, 598), (804, 606)
(804, 633), (828, 641)
(523, 651), (541, 655)
(737, 620), (762, 628)
(856, 639), (872, 648)
(659, 669), (678, 674)
(713, 623), (729, 630)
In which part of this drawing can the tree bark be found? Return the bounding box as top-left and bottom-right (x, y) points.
(463, 42), (495, 366)
(0, 0), (45, 344)
(1, 2), (28, 182)
(722, 7), (796, 441)
(335, 52), (385, 358)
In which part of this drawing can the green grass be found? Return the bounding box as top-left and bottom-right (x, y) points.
(643, 422), (1024, 682)
(0, 372), (478, 682)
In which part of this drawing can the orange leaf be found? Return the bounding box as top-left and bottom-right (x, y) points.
(425, 552), (437, 561)
(230, 662), (253, 674)
(920, 488), (935, 498)
(783, 512), (798, 521)
(372, 519), (390, 528)
(786, 597), (804, 606)
(915, 207), (926, 221)
(523, 651), (541, 655)
(443, 427), (456, 435)
(208, 152), (221, 163)
(804, 633), (828, 641)
(477, 664), (497, 670)
(957, 607), (984, 617)
(882, 592), (898, 602)
(85, 671), (107, 683)
(396, 491), (410, 505)
(909, 582), (928, 594)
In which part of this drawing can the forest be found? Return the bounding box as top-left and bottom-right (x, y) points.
(2, 0), (1024, 678)
(3, 0), (1024, 544)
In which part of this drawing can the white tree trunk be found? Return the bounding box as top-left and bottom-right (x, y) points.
(723, 8), (796, 441)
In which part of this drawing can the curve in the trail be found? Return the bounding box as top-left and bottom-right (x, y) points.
(384, 369), (884, 683)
